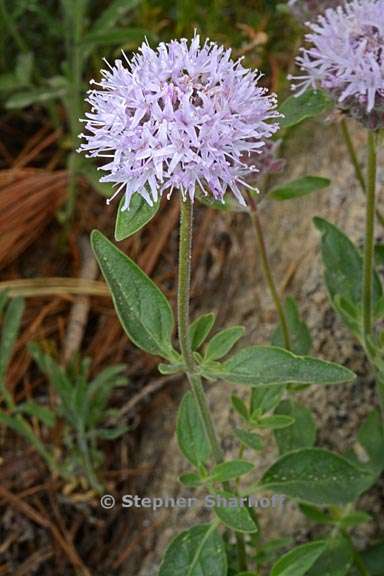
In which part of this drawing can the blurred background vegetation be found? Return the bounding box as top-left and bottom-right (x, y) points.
(0, 2), (302, 574)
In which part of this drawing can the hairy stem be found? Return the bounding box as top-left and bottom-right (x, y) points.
(177, 199), (224, 463)
(362, 132), (377, 339)
(177, 198), (248, 570)
(248, 197), (291, 350)
(340, 119), (384, 227)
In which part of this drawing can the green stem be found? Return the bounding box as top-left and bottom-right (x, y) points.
(177, 199), (224, 464)
(340, 119), (384, 228)
(177, 198), (248, 571)
(362, 132), (377, 340)
(248, 199), (291, 350)
(340, 119), (367, 194)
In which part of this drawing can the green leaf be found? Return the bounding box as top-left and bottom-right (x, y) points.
(205, 326), (245, 361)
(189, 313), (216, 351)
(269, 176), (330, 201)
(18, 401), (55, 428)
(179, 472), (202, 487)
(91, 0), (141, 33)
(0, 297), (24, 385)
(176, 392), (210, 468)
(259, 448), (373, 506)
(159, 523), (227, 576)
(339, 511), (371, 529)
(28, 343), (74, 421)
(360, 541), (384, 576)
(5, 84), (67, 109)
(209, 460), (254, 483)
(91, 230), (175, 358)
(374, 243), (384, 267)
(274, 400), (316, 455)
(356, 408), (384, 475)
(231, 395), (249, 420)
(272, 297), (312, 355)
(314, 217), (382, 311)
(81, 28), (150, 48)
(234, 428), (263, 450)
(299, 503), (332, 525)
(307, 536), (353, 576)
(208, 346), (355, 387)
(214, 498), (258, 533)
(251, 385), (285, 414)
(252, 414), (294, 430)
(115, 193), (160, 241)
(270, 540), (326, 576)
(255, 537), (293, 564)
(158, 362), (184, 375)
(279, 89), (334, 129)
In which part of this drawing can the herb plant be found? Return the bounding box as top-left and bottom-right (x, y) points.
(80, 31), (383, 574)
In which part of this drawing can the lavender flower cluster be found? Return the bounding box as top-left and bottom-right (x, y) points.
(79, 34), (280, 209)
(291, 0), (384, 129)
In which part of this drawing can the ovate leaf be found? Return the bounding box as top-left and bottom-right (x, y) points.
(214, 499), (258, 533)
(360, 541), (384, 576)
(115, 193), (160, 241)
(269, 176), (330, 201)
(260, 448), (374, 506)
(204, 326), (245, 361)
(307, 536), (353, 576)
(279, 89), (334, 129)
(159, 524), (227, 576)
(234, 428), (263, 450)
(314, 217), (382, 310)
(207, 346), (355, 387)
(270, 541), (326, 576)
(176, 391), (210, 467)
(189, 313), (216, 350)
(91, 230), (174, 358)
(209, 460), (254, 483)
(274, 400), (316, 454)
(356, 408), (384, 475)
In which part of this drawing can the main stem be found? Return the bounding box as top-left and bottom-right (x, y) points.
(177, 198), (224, 464)
(248, 197), (291, 350)
(362, 132), (377, 340)
(177, 199), (248, 571)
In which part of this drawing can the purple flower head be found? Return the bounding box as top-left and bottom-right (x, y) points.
(288, 0), (342, 21)
(290, 0), (384, 129)
(78, 34), (281, 209)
